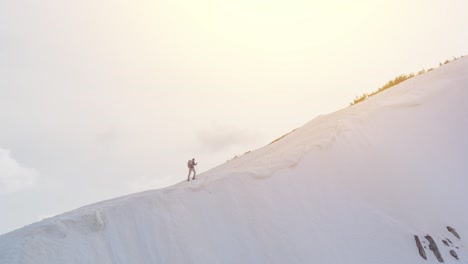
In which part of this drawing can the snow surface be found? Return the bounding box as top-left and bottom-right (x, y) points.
(1, 58), (468, 263)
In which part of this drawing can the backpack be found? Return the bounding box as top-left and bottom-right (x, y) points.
(187, 160), (192, 168)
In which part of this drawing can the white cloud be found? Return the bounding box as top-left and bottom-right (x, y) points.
(37, 213), (55, 221)
(0, 148), (38, 193)
(196, 123), (260, 153)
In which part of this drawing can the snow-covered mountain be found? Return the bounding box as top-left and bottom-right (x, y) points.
(1, 58), (467, 264)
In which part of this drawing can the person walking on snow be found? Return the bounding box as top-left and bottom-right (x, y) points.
(187, 158), (197, 181)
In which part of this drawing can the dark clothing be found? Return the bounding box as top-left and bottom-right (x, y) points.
(187, 159), (197, 181)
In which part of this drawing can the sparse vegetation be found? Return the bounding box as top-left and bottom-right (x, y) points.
(227, 151), (252, 162)
(226, 129), (298, 162)
(269, 129), (297, 145)
(227, 55), (465, 163)
(226, 155), (239, 162)
(350, 55), (464, 106)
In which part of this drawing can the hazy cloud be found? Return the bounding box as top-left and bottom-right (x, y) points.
(0, 148), (38, 193)
(95, 125), (119, 150)
(197, 123), (260, 152)
(37, 213), (55, 221)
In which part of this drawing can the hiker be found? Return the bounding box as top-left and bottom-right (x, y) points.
(187, 158), (197, 181)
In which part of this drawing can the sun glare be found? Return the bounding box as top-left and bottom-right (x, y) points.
(127, 0), (388, 56)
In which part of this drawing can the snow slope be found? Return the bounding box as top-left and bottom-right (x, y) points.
(1, 58), (468, 263)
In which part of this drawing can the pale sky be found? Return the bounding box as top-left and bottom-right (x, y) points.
(0, 0), (467, 234)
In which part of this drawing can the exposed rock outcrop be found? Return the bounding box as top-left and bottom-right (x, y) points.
(414, 235), (427, 260)
(442, 240), (449, 247)
(449, 249), (458, 260)
(447, 226), (461, 239)
(425, 235), (444, 263)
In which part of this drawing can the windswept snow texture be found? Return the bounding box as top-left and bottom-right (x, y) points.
(1, 58), (468, 264)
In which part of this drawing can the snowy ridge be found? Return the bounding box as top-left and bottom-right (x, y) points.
(1, 58), (468, 263)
